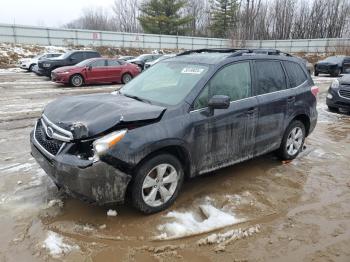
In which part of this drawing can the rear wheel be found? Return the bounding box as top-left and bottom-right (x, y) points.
(331, 68), (340, 77)
(277, 120), (306, 160)
(29, 64), (35, 72)
(314, 70), (319, 76)
(122, 73), (132, 84)
(70, 74), (84, 87)
(131, 154), (184, 214)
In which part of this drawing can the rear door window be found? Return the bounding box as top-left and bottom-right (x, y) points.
(70, 52), (84, 61)
(283, 61), (308, 88)
(194, 62), (251, 110)
(254, 60), (287, 95)
(107, 60), (121, 66)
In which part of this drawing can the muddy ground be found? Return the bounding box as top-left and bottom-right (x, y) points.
(0, 70), (349, 262)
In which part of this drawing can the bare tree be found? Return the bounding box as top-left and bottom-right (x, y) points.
(112, 0), (142, 33)
(65, 8), (114, 31)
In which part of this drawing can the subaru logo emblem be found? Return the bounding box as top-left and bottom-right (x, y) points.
(46, 126), (54, 138)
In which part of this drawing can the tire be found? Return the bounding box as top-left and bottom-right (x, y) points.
(277, 120), (306, 161)
(131, 154), (184, 214)
(70, 74), (84, 87)
(314, 71), (319, 76)
(331, 68), (340, 77)
(122, 73), (132, 84)
(29, 64), (35, 72)
(328, 106), (338, 112)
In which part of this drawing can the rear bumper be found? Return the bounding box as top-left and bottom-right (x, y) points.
(326, 88), (350, 110)
(30, 133), (131, 205)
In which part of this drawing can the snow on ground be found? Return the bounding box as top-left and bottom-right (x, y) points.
(42, 231), (79, 257)
(156, 203), (245, 240)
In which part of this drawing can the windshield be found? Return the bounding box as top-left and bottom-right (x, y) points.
(324, 56), (344, 63)
(120, 62), (209, 106)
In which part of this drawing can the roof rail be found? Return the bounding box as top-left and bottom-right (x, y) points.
(177, 48), (293, 57)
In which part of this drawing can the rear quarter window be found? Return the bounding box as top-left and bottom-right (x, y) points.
(254, 60), (287, 95)
(283, 61), (308, 88)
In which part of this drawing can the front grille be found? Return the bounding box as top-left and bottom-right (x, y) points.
(35, 120), (64, 156)
(339, 89), (350, 99)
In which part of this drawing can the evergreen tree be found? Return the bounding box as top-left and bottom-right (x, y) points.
(138, 0), (193, 35)
(210, 0), (239, 38)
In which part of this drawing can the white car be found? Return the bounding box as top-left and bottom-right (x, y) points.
(19, 53), (62, 71)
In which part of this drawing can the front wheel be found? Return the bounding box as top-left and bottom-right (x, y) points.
(331, 68), (340, 77)
(70, 74), (84, 87)
(131, 154), (184, 214)
(314, 71), (319, 76)
(328, 106), (338, 112)
(122, 73), (132, 84)
(277, 120), (306, 160)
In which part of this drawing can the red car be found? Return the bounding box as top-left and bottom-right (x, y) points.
(51, 58), (140, 87)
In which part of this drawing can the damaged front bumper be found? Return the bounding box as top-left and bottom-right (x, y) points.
(30, 133), (131, 205)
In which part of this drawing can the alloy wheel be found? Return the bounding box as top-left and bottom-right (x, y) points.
(286, 127), (303, 155)
(141, 164), (179, 207)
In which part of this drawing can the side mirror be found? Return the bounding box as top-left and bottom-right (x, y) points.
(208, 95), (230, 110)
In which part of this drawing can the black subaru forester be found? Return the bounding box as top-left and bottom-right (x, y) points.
(30, 49), (318, 213)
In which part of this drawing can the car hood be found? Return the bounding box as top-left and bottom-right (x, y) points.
(340, 75), (350, 85)
(43, 93), (166, 139)
(53, 66), (81, 72)
(316, 61), (338, 66)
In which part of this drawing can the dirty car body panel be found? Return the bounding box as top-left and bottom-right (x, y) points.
(30, 50), (318, 206)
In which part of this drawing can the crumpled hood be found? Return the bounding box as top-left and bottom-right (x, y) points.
(43, 93), (166, 139)
(340, 75), (350, 85)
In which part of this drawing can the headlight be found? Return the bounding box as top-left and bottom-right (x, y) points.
(330, 79), (339, 89)
(93, 129), (127, 156)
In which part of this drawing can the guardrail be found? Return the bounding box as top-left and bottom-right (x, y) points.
(0, 23), (349, 53)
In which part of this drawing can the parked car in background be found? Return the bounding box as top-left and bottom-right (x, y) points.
(19, 53), (62, 71)
(51, 57), (140, 87)
(31, 48), (318, 214)
(314, 56), (350, 77)
(144, 54), (176, 69)
(129, 54), (163, 70)
(326, 75), (350, 112)
(119, 56), (136, 61)
(37, 50), (101, 77)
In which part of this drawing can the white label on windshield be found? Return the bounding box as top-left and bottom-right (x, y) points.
(181, 67), (204, 74)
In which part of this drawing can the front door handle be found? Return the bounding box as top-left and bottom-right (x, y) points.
(287, 96), (295, 102)
(246, 107), (257, 115)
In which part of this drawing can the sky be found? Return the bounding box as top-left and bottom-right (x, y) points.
(0, 0), (116, 27)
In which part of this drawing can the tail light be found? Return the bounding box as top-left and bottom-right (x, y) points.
(311, 85), (319, 97)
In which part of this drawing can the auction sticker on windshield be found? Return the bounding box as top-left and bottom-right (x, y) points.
(181, 67), (205, 74)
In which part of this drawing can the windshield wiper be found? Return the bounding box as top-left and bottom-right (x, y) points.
(122, 93), (152, 104)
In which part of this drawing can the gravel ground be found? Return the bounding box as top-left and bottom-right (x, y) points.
(0, 70), (349, 262)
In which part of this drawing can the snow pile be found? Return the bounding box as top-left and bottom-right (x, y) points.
(42, 231), (79, 257)
(156, 204), (245, 240)
(197, 224), (261, 246)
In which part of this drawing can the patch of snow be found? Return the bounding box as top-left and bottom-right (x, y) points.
(47, 199), (64, 208)
(42, 231), (79, 257)
(0, 163), (33, 173)
(107, 209), (118, 216)
(197, 224), (261, 249)
(156, 204), (245, 240)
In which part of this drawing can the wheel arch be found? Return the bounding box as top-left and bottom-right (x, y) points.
(290, 114), (311, 136)
(133, 144), (192, 179)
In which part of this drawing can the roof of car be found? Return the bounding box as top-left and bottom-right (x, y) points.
(167, 48), (294, 65)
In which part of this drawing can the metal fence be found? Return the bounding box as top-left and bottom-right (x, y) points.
(0, 23), (349, 53)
